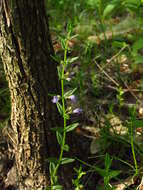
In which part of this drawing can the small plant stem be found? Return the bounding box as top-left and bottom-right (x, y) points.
(51, 30), (71, 186)
(130, 121), (138, 175)
(57, 39), (68, 165)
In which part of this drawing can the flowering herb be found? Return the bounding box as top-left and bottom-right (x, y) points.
(48, 24), (80, 189)
(51, 96), (59, 103)
(73, 108), (82, 114)
(69, 95), (77, 103)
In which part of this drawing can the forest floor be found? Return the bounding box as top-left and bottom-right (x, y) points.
(1, 1), (143, 189)
(49, 4), (143, 189)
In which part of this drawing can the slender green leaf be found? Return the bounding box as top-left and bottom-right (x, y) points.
(60, 38), (66, 50)
(108, 170), (121, 179)
(56, 102), (63, 115)
(70, 34), (79, 39)
(63, 144), (69, 152)
(57, 66), (62, 79)
(112, 41), (127, 49)
(105, 153), (112, 170)
(67, 57), (79, 64)
(64, 88), (77, 99)
(56, 131), (63, 146)
(103, 4), (116, 19)
(61, 157), (75, 165)
(49, 162), (56, 176)
(94, 167), (107, 177)
(51, 55), (60, 62)
(52, 185), (63, 190)
(95, 167), (120, 179)
(66, 123), (79, 132)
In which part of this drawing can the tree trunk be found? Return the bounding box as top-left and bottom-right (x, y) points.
(0, 1), (60, 189)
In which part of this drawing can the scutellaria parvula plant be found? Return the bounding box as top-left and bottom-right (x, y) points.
(46, 24), (82, 190)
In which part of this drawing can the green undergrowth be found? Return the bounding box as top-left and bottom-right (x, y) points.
(46, 0), (143, 189)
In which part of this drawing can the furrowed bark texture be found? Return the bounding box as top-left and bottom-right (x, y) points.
(0, 1), (60, 189)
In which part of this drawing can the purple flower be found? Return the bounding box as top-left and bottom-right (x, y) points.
(51, 96), (59, 103)
(73, 108), (82, 114)
(69, 95), (77, 103)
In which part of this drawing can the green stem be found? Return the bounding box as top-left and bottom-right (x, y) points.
(51, 30), (71, 187)
(130, 121), (138, 175)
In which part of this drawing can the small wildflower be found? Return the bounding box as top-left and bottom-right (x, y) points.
(73, 108), (82, 114)
(66, 77), (71, 81)
(51, 96), (59, 103)
(69, 95), (77, 103)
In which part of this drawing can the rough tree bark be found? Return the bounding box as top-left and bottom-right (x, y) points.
(0, 1), (61, 189)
